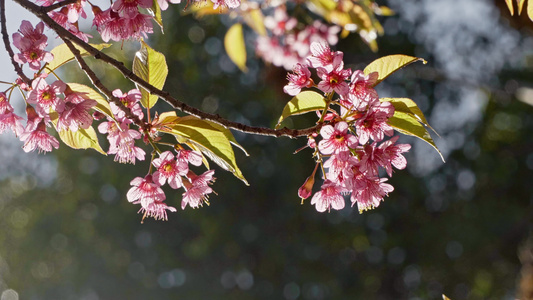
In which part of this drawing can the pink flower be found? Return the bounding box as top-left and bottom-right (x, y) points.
(341, 70), (379, 111)
(377, 136), (411, 177)
(91, 6), (111, 31)
(283, 63), (313, 96)
(109, 131), (146, 164)
(310, 180), (345, 212)
(307, 42), (343, 72)
(138, 200), (177, 222)
(56, 90), (97, 132)
(111, 88), (144, 120)
(66, 0), (87, 23)
(123, 11), (153, 40)
(211, 0), (241, 9)
(264, 7), (297, 36)
(99, 119), (146, 164)
(127, 174), (166, 208)
(316, 64), (351, 96)
(355, 101), (395, 144)
(27, 78), (66, 116)
(323, 151), (354, 184)
(12, 21), (53, 71)
(318, 122), (358, 155)
(98, 10), (126, 42)
(152, 151), (185, 189)
(19, 119), (59, 153)
(181, 170), (215, 209)
(0, 112), (24, 136)
(112, 0), (152, 14)
(157, 0), (182, 11)
(176, 150), (203, 169)
(350, 176), (393, 213)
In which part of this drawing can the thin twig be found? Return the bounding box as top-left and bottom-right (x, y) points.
(61, 38), (146, 129)
(43, 0), (78, 13)
(13, 0), (321, 138)
(0, 0), (31, 85)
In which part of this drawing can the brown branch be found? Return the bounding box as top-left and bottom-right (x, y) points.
(43, 0), (79, 13)
(0, 0), (31, 85)
(61, 38), (146, 129)
(12, 0), (321, 138)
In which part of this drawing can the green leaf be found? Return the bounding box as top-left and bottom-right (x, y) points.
(388, 111), (444, 162)
(148, 0), (164, 32)
(528, 0), (533, 21)
(276, 91), (327, 128)
(46, 43), (110, 74)
(504, 0), (514, 15)
(243, 9), (267, 36)
(58, 126), (106, 155)
(364, 55), (426, 87)
(132, 40), (168, 109)
(519, 0), (526, 14)
(376, 6), (395, 16)
(162, 116), (248, 185)
(224, 23), (247, 72)
(204, 121), (249, 156)
(66, 83), (113, 119)
(380, 97), (437, 135)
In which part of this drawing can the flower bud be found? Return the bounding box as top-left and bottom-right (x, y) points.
(298, 163), (319, 204)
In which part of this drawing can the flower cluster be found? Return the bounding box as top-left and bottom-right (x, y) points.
(127, 150), (215, 222)
(256, 6), (341, 70)
(12, 21), (53, 71)
(37, 0), (241, 44)
(98, 88), (146, 164)
(288, 42), (411, 213)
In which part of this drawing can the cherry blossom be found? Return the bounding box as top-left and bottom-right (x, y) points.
(152, 151), (185, 189)
(350, 176), (394, 213)
(12, 21), (52, 71)
(138, 200), (177, 222)
(283, 63), (313, 96)
(27, 78), (66, 116)
(182, 170), (215, 209)
(20, 118), (59, 153)
(127, 175), (166, 209)
(310, 180), (345, 213)
(318, 122), (358, 155)
(56, 90), (97, 132)
(307, 42), (343, 71)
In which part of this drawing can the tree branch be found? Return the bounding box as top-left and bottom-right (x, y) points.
(0, 0), (31, 85)
(13, 0), (321, 138)
(42, 0), (79, 13)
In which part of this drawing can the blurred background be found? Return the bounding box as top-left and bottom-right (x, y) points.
(1, 0), (533, 299)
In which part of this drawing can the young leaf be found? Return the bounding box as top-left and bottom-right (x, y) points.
(364, 55), (426, 87)
(162, 116), (249, 185)
(148, 0), (164, 32)
(519, 0), (526, 14)
(46, 43), (110, 74)
(224, 23), (247, 72)
(276, 91), (327, 128)
(243, 9), (267, 36)
(58, 126), (106, 155)
(388, 111), (444, 162)
(132, 40), (168, 109)
(67, 83), (113, 119)
(504, 0), (514, 15)
(380, 97), (437, 134)
(203, 121), (249, 156)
